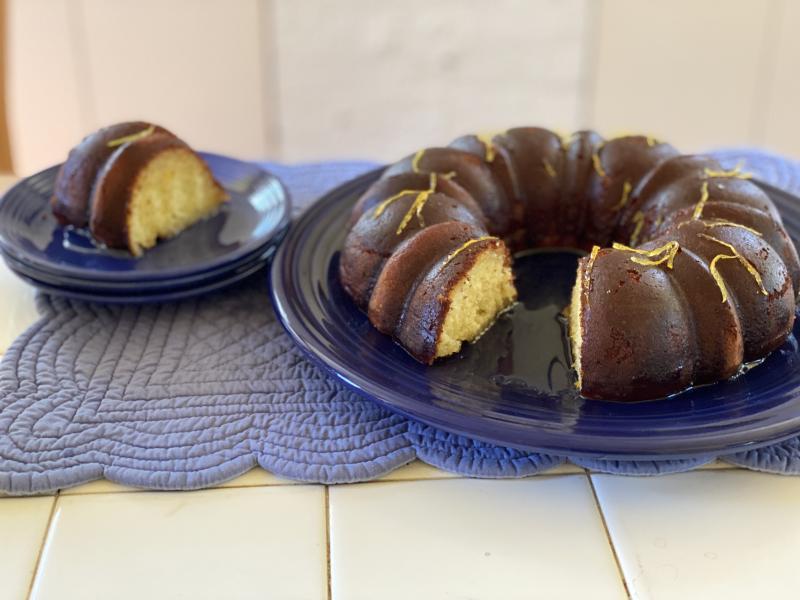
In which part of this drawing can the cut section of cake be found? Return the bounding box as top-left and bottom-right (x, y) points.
(52, 122), (227, 256)
(90, 132), (227, 256)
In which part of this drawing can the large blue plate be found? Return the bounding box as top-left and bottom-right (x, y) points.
(0, 153), (290, 282)
(271, 168), (800, 459)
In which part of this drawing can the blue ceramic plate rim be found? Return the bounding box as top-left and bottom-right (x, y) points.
(9, 248), (273, 304)
(0, 224), (287, 291)
(0, 152), (291, 282)
(271, 167), (800, 459)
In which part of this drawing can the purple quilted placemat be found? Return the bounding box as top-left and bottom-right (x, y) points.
(2, 151), (800, 495)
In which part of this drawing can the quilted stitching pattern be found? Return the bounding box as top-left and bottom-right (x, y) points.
(1, 154), (800, 494)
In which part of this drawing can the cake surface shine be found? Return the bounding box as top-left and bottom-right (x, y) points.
(339, 126), (800, 402)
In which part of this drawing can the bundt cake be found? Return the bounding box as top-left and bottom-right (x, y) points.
(52, 122), (227, 256)
(340, 127), (800, 401)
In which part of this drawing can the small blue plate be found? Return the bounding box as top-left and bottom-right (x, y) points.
(271, 168), (800, 459)
(0, 153), (290, 282)
(6, 247), (273, 304)
(1, 231), (286, 292)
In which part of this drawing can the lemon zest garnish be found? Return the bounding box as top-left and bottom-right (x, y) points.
(646, 136), (657, 147)
(106, 125), (155, 148)
(613, 180), (632, 211)
(395, 173), (440, 234)
(698, 233), (768, 303)
(558, 131), (575, 150)
(703, 163), (753, 180)
(629, 211), (645, 246)
(441, 236), (499, 268)
(475, 132), (500, 163)
(373, 173), (441, 235)
(411, 149), (426, 173)
(691, 181), (710, 220)
(542, 158), (557, 178)
(703, 220), (762, 236)
(582, 245), (601, 293)
(587, 245), (600, 272)
(395, 190), (432, 234)
(612, 240), (680, 269)
(372, 190), (417, 218)
(592, 151), (607, 178)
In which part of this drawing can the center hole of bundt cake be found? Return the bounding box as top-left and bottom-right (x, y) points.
(438, 249), (584, 394)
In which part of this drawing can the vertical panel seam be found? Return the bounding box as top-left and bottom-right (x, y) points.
(258, 0), (283, 160)
(579, 0), (603, 128)
(65, 0), (95, 132)
(749, 0), (784, 146)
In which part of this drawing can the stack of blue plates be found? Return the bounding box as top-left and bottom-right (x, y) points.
(0, 153), (290, 303)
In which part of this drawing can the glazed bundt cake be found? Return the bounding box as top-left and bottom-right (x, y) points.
(340, 127), (800, 401)
(52, 122), (227, 256)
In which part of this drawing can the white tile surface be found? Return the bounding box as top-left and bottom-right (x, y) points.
(593, 470), (800, 600)
(274, 0), (588, 162)
(0, 176), (39, 356)
(0, 257), (39, 357)
(377, 459), (457, 481)
(379, 459), (585, 480)
(329, 476), (626, 600)
(0, 496), (55, 600)
(30, 486), (327, 600)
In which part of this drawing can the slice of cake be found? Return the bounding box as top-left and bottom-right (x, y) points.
(53, 122), (227, 256)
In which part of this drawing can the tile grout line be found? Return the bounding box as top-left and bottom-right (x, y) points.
(585, 473), (632, 600)
(324, 485), (333, 600)
(29, 469), (590, 497)
(25, 492), (60, 600)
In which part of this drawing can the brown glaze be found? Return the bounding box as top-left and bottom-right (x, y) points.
(89, 133), (193, 250)
(396, 236), (509, 364)
(493, 127), (564, 247)
(340, 125), (800, 401)
(348, 172), (482, 228)
(671, 220), (794, 359)
(340, 190), (486, 308)
(383, 147), (512, 235)
(584, 136), (678, 246)
(448, 133), (525, 246)
(368, 222), (484, 336)
(655, 201), (800, 293)
(577, 248), (697, 400)
(52, 122), (172, 227)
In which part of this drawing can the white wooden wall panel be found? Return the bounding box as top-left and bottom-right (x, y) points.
(274, 0), (589, 162)
(7, 0), (800, 171)
(78, 0), (272, 162)
(762, 0), (800, 158)
(591, 0), (772, 153)
(6, 0), (87, 175)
